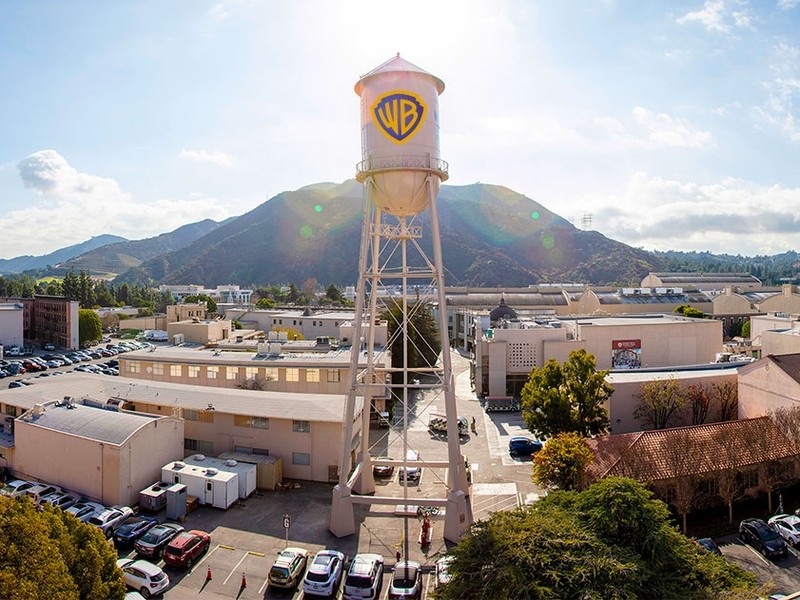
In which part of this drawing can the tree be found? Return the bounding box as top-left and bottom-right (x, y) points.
(78, 309), (102, 348)
(712, 380), (738, 421)
(324, 283), (344, 304)
(634, 377), (686, 429)
(0, 497), (126, 599)
(741, 319), (751, 338)
(435, 477), (756, 600)
(382, 300), (441, 372)
(521, 349), (612, 438)
(686, 383), (712, 425)
(301, 278), (318, 302)
(532, 432), (593, 491)
(183, 294), (217, 314)
(256, 298), (276, 309)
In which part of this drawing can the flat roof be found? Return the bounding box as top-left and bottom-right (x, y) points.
(571, 314), (706, 327)
(120, 344), (387, 367)
(606, 364), (743, 384)
(3, 373), (358, 423)
(22, 402), (157, 445)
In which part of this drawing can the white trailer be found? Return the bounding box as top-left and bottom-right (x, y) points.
(162, 459), (238, 509)
(182, 454), (256, 500)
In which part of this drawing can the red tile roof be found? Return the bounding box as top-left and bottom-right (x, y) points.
(586, 417), (800, 483)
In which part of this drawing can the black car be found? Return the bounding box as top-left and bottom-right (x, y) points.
(740, 518), (788, 558)
(113, 515), (159, 547)
(134, 523), (185, 559)
(508, 436), (543, 457)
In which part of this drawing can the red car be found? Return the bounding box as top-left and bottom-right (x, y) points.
(162, 530), (210, 569)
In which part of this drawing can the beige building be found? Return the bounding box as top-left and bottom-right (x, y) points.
(0, 379), (183, 506)
(641, 272), (762, 290)
(738, 354), (800, 419)
(167, 303), (208, 323)
(0, 373), (361, 489)
(605, 365), (741, 434)
(0, 303), (24, 351)
(117, 344), (389, 400)
(167, 318), (234, 345)
(474, 311), (723, 397)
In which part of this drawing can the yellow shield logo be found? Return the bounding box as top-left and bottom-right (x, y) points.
(372, 91), (426, 143)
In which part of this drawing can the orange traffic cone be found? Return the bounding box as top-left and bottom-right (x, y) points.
(241, 572), (247, 588)
(206, 566), (212, 581)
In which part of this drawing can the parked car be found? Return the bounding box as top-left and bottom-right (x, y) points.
(41, 491), (81, 511)
(508, 436), (543, 457)
(397, 450), (421, 483)
(740, 518), (788, 558)
(694, 537), (722, 555)
(342, 553), (384, 600)
(302, 549), (345, 597)
(42, 342), (56, 351)
(88, 505), (134, 538)
(162, 529), (211, 569)
(769, 514), (800, 546)
(116, 558), (170, 599)
(114, 515), (159, 547)
(435, 555), (454, 586)
(388, 560), (422, 599)
(268, 547), (309, 589)
(26, 483), (62, 507)
(134, 523), (185, 560)
(372, 457), (395, 479)
(1, 479), (36, 498)
(65, 501), (106, 523)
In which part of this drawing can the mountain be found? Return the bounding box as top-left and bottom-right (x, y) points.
(115, 180), (667, 287)
(0, 234), (127, 275)
(56, 219), (226, 277)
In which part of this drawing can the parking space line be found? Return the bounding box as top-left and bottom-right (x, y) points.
(223, 551), (249, 585)
(192, 543), (225, 574)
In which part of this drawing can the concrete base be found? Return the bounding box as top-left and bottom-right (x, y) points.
(443, 489), (472, 543)
(452, 455), (471, 497)
(352, 452), (376, 495)
(329, 484), (355, 538)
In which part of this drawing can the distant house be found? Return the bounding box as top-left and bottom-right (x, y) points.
(738, 353), (800, 419)
(586, 417), (800, 529)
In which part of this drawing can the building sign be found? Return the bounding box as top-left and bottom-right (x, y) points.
(372, 90), (426, 143)
(612, 339), (641, 369)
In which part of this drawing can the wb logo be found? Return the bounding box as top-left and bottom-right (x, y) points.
(372, 91), (426, 143)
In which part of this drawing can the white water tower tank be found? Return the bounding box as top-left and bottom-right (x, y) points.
(355, 54), (448, 216)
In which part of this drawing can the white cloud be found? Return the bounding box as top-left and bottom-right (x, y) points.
(631, 106), (716, 148)
(754, 43), (800, 141)
(676, 0), (754, 34)
(1, 150), (236, 258)
(178, 149), (234, 167)
(778, 0), (799, 9)
(589, 172), (800, 254)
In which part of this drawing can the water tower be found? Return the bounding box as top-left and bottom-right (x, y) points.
(330, 55), (472, 545)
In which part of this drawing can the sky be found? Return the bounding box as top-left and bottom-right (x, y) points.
(0, 0), (798, 260)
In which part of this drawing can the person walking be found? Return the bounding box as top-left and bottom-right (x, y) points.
(471, 416), (477, 435)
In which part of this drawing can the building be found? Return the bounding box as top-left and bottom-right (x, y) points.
(31, 295), (80, 349)
(158, 284), (253, 306)
(605, 364), (741, 434)
(0, 385), (183, 506)
(116, 344), (389, 408)
(738, 354), (800, 419)
(167, 318), (235, 345)
(473, 307), (723, 397)
(711, 285), (800, 337)
(641, 272), (762, 291)
(0, 373), (362, 486)
(0, 303), (24, 351)
(166, 303), (207, 323)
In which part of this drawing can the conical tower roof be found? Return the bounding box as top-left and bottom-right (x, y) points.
(355, 53), (445, 95)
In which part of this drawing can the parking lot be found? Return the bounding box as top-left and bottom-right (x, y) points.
(718, 533), (800, 596)
(106, 350), (545, 598)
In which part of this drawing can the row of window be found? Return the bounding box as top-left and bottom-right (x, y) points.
(127, 362), (340, 383)
(184, 438), (310, 466)
(183, 410), (311, 433)
(272, 319), (339, 327)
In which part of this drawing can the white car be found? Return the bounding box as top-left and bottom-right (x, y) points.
(1, 479), (36, 498)
(768, 514), (800, 545)
(343, 553), (384, 599)
(65, 501), (106, 523)
(302, 549), (345, 597)
(88, 505), (134, 537)
(41, 491), (81, 511)
(116, 558), (169, 599)
(435, 555), (454, 586)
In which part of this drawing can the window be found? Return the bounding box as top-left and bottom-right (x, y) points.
(327, 369), (341, 383)
(207, 366), (218, 379)
(293, 420), (310, 433)
(128, 361), (141, 374)
(286, 368), (299, 382)
(226, 366), (238, 380)
(264, 367), (278, 381)
(5, 405), (16, 417)
(306, 368), (320, 382)
(152, 363), (164, 376)
(184, 409), (199, 421)
(170, 364), (182, 377)
(188, 365), (199, 378)
(234, 445), (252, 454)
(292, 452), (310, 466)
(184, 439), (214, 454)
(234, 415), (269, 429)
(245, 367), (260, 380)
